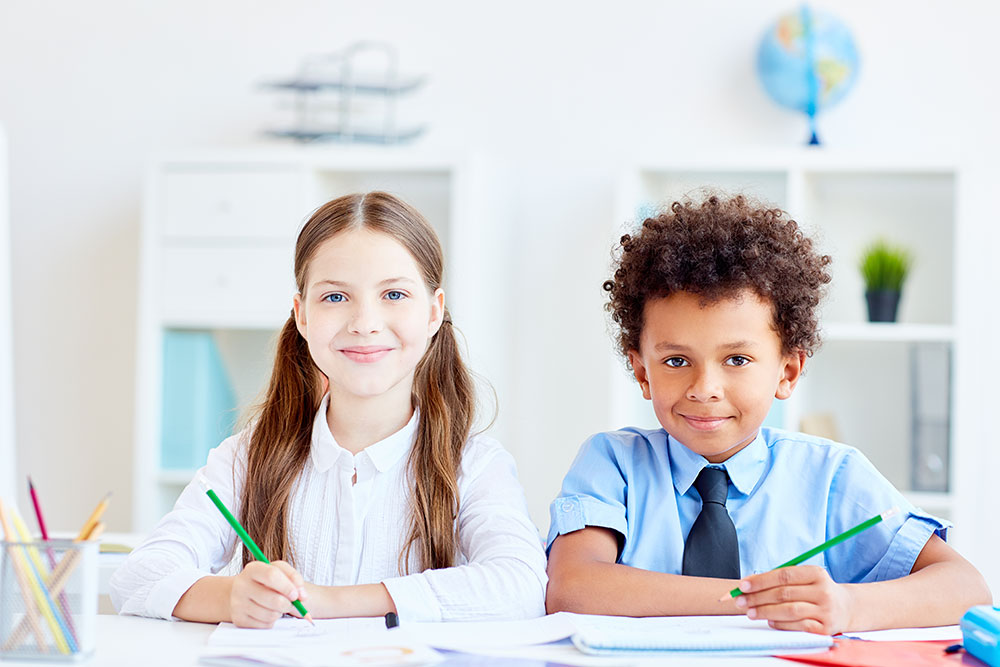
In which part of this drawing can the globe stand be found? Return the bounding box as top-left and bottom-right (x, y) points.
(807, 114), (820, 146)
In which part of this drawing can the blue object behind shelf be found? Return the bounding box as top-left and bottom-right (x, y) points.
(160, 331), (237, 470)
(962, 605), (1000, 666)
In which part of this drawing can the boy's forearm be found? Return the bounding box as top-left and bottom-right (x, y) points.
(845, 560), (993, 631)
(547, 559), (741, 617)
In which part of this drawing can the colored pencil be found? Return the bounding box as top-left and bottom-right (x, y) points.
(197, 477), (314, 625)
(0, 498), (47, 652)
(720, 507), (900, 601)
(77, 492), (112, 541)
(9, 507), (75, 653)
(4, 523), (104, 650)
(27, 478), (49, 539)
(27, 477), (78, 644)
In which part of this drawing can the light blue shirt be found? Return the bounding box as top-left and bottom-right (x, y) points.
(547, 427), (949, 583)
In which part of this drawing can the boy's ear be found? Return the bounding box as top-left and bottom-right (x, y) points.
(628, 350), (652, 400)
(775, 349), (807, 400)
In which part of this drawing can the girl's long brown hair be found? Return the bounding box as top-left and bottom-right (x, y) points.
(239, 191), (475, 573)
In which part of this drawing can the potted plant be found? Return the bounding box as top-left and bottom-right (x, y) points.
(859, 239), (912, 322)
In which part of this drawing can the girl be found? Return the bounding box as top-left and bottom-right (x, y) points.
(111, 192), (547, 626)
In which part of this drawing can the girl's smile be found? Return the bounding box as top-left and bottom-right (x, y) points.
(340, 345), (394, 363)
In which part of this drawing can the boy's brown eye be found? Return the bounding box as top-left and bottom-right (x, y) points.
(726, 355), (750, 367)
(665, 357), (688, 368)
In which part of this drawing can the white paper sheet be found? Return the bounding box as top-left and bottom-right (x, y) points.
(840, 624), (962, 642)
(408, 612), (577, 650)
(200, 642), (442, 667)
(205, 618), (442, 666)
(565, 614), (832, 655)
(208, 617), (389, 647)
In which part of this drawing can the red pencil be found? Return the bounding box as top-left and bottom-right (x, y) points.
(27, 476), (49, 540)
(27, 476), (79, 643)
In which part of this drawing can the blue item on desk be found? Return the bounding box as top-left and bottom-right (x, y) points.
(961, 605), (1000, 666)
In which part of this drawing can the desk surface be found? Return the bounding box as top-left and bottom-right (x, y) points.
(0, 615), (795, 667)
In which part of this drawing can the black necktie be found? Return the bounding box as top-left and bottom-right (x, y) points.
(682, 466), (740, 579)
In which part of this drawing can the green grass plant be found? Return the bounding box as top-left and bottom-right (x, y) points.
(859, 239), (912, 292)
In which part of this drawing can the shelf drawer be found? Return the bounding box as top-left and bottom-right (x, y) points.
(161, 168), (304, 240)
(159, 246), (295, 326)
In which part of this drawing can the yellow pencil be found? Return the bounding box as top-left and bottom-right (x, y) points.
(0, 499), (52, 653)
(7, 505), (72, 654)
(4, 523), (105, 649)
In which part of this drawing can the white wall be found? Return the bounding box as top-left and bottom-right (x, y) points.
(0, 124), (14, 503)
(1, 1), (998, 592)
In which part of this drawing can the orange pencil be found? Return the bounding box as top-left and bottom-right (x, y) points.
(76, 493), (111, 541)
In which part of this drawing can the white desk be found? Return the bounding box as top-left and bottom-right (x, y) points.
(0, 615), (794, 666)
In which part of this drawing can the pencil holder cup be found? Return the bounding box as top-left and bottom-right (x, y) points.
(0, 539), (97, 661)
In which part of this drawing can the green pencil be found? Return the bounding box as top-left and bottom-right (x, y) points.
(720, 507), (900, 601)
(198, 477), (314, 624)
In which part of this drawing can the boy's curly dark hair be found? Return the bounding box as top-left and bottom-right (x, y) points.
(603, 193), (832, 362)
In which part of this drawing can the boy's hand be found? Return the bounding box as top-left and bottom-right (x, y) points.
(230, 560), (308, 628)
(733, 566), (853, 635)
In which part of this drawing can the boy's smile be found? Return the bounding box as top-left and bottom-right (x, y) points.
(628, 289), (805, 463)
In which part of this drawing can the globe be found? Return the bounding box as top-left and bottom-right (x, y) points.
(757, 6), (860, 145)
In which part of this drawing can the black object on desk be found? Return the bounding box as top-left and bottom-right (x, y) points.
(385, 612), (399, 629)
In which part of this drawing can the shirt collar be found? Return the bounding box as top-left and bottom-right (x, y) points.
(668, 430), (768, 497)
(309, 394), (417, 473)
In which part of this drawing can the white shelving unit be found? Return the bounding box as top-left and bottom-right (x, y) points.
(133, 148), (486, 532)
(611, 151), (966, 522)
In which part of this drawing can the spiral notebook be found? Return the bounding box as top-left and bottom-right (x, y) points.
(569, 615), (833, 656)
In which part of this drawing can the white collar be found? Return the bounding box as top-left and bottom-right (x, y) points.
(309, 393), (417, 473)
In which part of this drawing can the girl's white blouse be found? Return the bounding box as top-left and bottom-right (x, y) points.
(110, 397), (548, 622)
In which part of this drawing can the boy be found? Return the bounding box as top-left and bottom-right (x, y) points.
(545, 194), (991, 634)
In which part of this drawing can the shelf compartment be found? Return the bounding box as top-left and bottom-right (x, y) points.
(799, 171), (955, 326)
(796, 339), (951, 495)
(158, 328), (277, 478)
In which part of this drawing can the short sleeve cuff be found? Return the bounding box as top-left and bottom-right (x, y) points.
(145, 569), (212, 621)
(873, 513), (951, 582)
(547, 494), (628, 552)
(382, 574), (443, 623)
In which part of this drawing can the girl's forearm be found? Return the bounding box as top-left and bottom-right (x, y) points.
(308, 582), (397, 619)
(173, 575), (235, 623)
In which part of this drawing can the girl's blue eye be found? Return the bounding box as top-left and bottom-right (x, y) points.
(726, 355), (751, 367)
(664, 357), (688, 368)
(385, 290), (405, 301)
(323, 293), (345, 303)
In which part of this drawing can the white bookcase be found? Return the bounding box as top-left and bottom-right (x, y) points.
(132, 149), (485, 532)
(611, 152), (967, 524)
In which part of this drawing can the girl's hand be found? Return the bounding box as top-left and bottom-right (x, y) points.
(733, 566), (854, 635)
(230, 560), (308, 628)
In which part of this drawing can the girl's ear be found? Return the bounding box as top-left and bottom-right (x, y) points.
(292, 293), (307, 336)
(428, 287), (445, 336)
(628, 349), (652, 400)
(776, 349), (807, 400)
